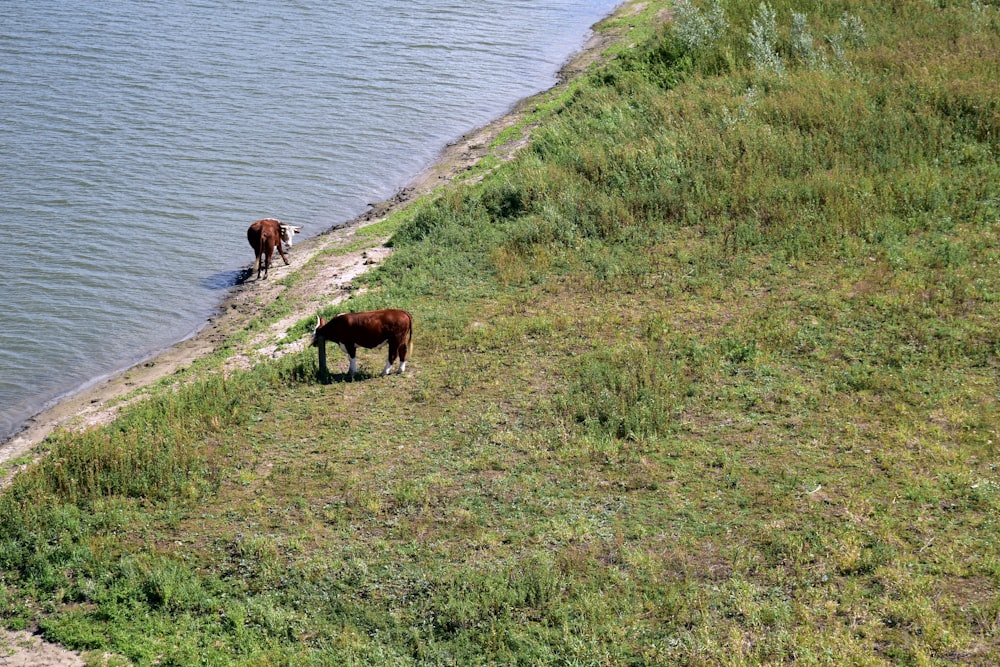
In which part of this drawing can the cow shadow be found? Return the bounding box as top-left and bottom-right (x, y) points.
(318, 370), (377, 384)
(201, 267), (253, 290)
(262, 357), (376, 386)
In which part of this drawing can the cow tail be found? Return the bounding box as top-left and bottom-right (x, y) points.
(407, 311), (414, 357)
(252, 255), (260, 274)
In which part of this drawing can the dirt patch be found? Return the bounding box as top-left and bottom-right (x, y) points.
(0, 3), (659, 663)
(1, 631), (85, 667)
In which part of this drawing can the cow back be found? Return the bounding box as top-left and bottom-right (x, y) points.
(319, 309), (412, 348)
(248, 218), (283, 253)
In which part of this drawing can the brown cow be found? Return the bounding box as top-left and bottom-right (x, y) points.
(247, 218), (301, 280)
(312, 309), (413, 380)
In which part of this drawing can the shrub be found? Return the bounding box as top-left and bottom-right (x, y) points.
(748, 2), (785, 76)
(673, 0), (728, 52)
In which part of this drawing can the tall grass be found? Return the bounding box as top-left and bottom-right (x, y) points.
(14, 375), (265, 505)
(1, 0), (999, 664)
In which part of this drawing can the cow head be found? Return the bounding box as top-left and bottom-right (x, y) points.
(280, 224), (302, 246)
(311, 315), (326, 347)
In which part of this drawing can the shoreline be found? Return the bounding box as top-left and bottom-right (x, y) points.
(0, 3), (642, 484)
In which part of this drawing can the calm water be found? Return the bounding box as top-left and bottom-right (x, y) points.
(0, 0), (621, 442)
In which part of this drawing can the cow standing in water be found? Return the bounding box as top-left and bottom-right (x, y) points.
(312, 309), (413, 380)
(247, 218), (301, 280)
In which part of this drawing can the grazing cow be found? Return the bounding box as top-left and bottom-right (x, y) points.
(247, 218), (301, 280)
(312, 309), (413, 380)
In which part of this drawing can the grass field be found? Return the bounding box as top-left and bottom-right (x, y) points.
(2, 1), (999, 664)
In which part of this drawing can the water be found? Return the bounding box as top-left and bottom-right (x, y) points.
(0, 0), (622, 442)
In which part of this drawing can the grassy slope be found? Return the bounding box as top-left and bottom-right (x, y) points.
(2, 1), (999, 665)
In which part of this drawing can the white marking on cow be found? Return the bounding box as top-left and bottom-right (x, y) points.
(280, 224), (302, 247)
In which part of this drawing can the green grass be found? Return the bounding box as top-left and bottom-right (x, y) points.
(2, 0), (999, 664)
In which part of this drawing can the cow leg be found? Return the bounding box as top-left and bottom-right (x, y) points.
(384, 342), (398, 376)
(339, 343), (358, 379)
(276, 240), (290, 265)
(398, 340), (408, 374)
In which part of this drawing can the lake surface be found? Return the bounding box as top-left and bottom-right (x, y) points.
(0, 0), (622, 442)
